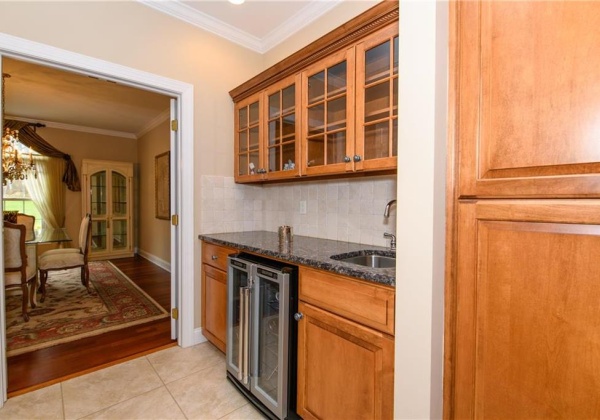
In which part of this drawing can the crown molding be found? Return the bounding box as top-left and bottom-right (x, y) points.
(136, 0), (344, 54)
(7, 115), (138, 139)
(136, 108), (170, 138)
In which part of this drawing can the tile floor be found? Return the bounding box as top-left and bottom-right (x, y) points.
(0, 343), (267, 420)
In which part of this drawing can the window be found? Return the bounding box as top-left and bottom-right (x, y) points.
(3, 180), (43, 232)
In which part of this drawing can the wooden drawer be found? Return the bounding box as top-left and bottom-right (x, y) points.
(201, 242), (237, 272)
(299, 267), (395, 336)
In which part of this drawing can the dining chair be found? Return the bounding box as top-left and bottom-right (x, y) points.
(3, 221), (37, 322)
(38, 214), (92, 303)
(16, 213), (36, 242)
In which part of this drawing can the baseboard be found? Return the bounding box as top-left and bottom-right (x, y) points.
(194, 327), (208, 346)
(137, 249), (171, 272)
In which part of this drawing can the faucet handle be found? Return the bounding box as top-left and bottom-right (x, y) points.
(383, 232), (396, 250)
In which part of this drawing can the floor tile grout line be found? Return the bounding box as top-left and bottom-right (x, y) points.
(162, 377), (190, 420)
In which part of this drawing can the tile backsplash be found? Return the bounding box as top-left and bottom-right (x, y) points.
(199, 174), (397, 247)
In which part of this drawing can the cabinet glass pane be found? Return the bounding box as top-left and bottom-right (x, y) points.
(327, 62), (347, 96)
(249, 127), (259, 149)
(112, 172), (127, 217)
(365, 41), (391, 84)
(239, 107), (248, 130)
(269, 120), (280, 146)
(282, 114), (295, 141)
(282, 85), (295, 113)
(90, 171), (106, 217)
(269, 146), (281, 172)
(365, 121), (390, 160)
(307, 136), (324, 167)
(249, 151), (259, 175)
(239, 154), (248, 176)
(239, 131), (248, 152)
(91, 220), (107, 252)
(282, 143), (295, 169)
(393, 78), (398, 116)
(327, 132), (346, 164)
(392, 119), (398, 156)
(255, 278), (281, 403)
(269, 92), (280, 119)
(112, 219), (128, 250)
(327, 96), (347, 131)
(308, 71), (325, 104)
(308, 104), (325, 136)
(365, 81), (390, 123)
(393, 36), (399, 75)
(249, 102), (260, 125)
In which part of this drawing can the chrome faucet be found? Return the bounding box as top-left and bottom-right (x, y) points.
(384, 232), (396, 251)
(383, 199), (396, 218)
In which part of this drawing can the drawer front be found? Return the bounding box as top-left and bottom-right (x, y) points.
(299, 267), (395, 335)
(201, 242), (237, 271)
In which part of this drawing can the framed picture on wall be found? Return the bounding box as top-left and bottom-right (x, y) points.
(155, 151), (170, 220)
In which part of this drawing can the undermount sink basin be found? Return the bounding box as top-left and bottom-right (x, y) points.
(331, 252), (396, 268)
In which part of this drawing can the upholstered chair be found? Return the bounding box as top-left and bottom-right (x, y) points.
(4, 221), (37, 321)
(16, 213), (35, 242)
(38, 214), (92, 303)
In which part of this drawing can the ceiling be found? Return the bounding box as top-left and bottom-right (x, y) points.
(2, 1), (347, 138)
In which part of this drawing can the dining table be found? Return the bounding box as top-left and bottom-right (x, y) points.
(26, 228), (72, 245)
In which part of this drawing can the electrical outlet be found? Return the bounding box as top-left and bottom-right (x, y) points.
(299, 200), (307, 214)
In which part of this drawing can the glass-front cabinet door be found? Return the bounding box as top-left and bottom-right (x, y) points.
(355, 24), (399, 172)
(264, 75), (301, 180)
(301, 48), (355, 176)
(235, 94), (264, 182)
(82, 159), (133, 259)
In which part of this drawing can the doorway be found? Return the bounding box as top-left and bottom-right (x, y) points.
(0, 33), (196, 404)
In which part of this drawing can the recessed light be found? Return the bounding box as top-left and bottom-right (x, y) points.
(228, 0), (245, 4)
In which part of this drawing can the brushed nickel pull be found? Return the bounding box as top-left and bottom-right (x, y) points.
(212, 255), (218, 260)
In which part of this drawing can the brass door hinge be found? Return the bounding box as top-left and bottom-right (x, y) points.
(171, 308), (179, 320)
(171, 119), (178, 131)
(171, 214), (179, 226)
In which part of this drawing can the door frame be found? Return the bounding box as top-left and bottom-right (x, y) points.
(0, 32), (196, 405)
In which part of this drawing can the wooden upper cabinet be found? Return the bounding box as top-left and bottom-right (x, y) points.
(355, 23), (399, 172)
(456, 1), (600, 198)
(235, 94), (264, 182)
(301, 48), (355, 176)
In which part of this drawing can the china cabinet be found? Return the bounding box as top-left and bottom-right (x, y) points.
(81, 159), (133, 260)
(446, 1), (600, 418)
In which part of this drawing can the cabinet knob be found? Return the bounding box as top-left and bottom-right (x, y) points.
(211, 255), (218, 260)
(294, 312), (304, 321)
(353, 155), (362, 162)
(344, 156), (351, 163)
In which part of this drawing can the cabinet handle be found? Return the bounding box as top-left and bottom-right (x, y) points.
(344, 156), (351, 163)
(211, 255), (218, 260)
(294, 312), (304, 321)
(353, 155), (362, 162)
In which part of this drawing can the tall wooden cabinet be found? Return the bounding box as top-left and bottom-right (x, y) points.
(81, 159), (133, 260)
(447, 2), (600, 418)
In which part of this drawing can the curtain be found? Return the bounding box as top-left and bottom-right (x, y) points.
(4, 119), (81, 191)
(24, 156), (66, 229)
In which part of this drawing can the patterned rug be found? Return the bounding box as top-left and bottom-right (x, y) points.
(5, 261), (169, 356)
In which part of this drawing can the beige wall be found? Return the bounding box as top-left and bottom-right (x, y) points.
(36, 126), (138, 246)
(137, 120), (171, 265)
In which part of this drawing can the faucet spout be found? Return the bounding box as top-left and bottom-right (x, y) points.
(384, 199), (397, 218)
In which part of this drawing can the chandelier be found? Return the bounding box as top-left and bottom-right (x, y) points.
(2, 73), (37, 185)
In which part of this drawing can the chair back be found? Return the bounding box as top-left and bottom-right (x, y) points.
(79, 214), (92, 256)
(3, 221), (26, 272)
(16, 213), (35, 242)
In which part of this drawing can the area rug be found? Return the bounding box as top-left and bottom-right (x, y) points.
(5, 261), (169, 356)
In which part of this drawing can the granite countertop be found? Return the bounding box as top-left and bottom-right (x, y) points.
(198, 231), (395, 287)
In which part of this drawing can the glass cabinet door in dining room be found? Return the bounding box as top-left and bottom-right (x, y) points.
(355, 24), (399, 172)
(301, 48), (355, 176)
(82, 159), (134, 259)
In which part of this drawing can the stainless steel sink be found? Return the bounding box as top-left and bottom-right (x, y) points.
(331, 253), (396, 268)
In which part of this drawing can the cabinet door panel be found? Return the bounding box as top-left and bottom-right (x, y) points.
(456, 1), (600, 197)
(235, 94), (265, 183)
(296, 301), (394, 420)
(453, 200), (600, 418)
(202, 264), (227, 353)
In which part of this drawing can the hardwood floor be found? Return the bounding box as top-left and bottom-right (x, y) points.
(7, 255), (175, 397)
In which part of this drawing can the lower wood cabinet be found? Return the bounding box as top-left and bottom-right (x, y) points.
(201, 242), (237, 353)
(296, 267), (395, 420)
(450, 200), (600, 418)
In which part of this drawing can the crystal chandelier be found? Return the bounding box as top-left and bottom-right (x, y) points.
(2, 73), (37, 185)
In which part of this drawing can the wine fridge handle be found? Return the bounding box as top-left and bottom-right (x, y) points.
(242, 287), (250, 385)
(238, 286), (245, 382)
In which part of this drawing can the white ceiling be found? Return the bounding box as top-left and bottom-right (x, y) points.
(2, 1), (346, 137)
